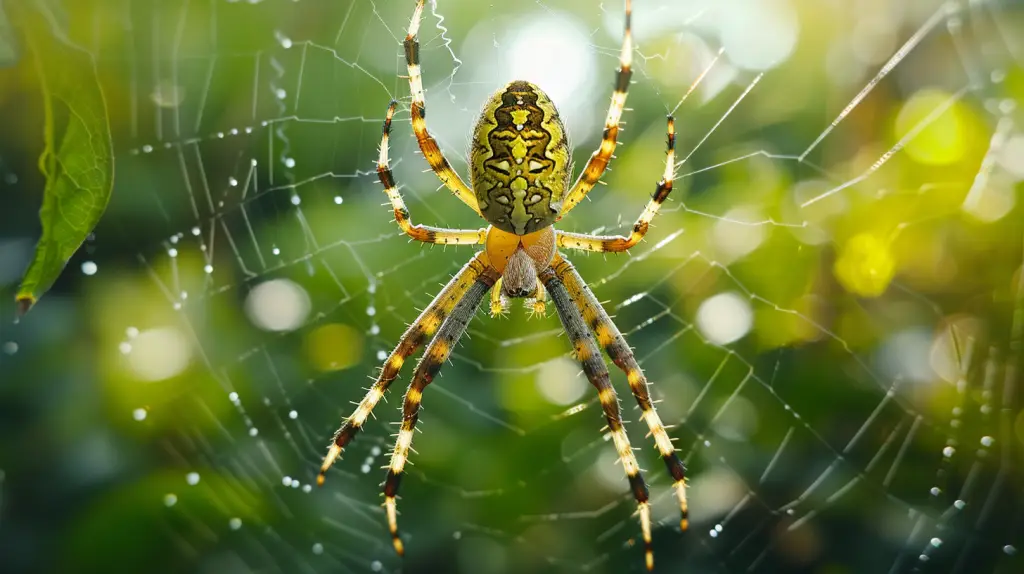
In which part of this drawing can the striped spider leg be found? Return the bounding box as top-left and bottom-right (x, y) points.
(548, 254), (688, 531)
(404, 0), (481, 215)
(540, 261), (655, 571)
(382, 268), (498, 555)
(317, 252), (493, 485)
(557, 115), (676, 253)
(378, 101), (487, 246)
(557, 0), (635, 217)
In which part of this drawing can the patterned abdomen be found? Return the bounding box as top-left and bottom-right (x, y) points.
(470, 81), (570, 236)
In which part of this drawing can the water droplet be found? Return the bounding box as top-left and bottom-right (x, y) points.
(302, 484), (312, 493)
(291, 480), (300, 489)
(953, 499), (965, 510)
(282, 476), (293, 487)
(142, 144), (153, 153)
(119, 342), (132, 354)
(1004, 545), (1017, 555)
(204, 264), (214, 274)
(980, 436), (993, 447)
(133, 408), (147, 421)
(191, 226), (201, 236)
(709, 529), (718, 538)
(377, 350), (387, 361)
(275, 88), (287, 100)
(312, 543), (323, 555)
(371, 446), (382, 456)
(81, 261), (98, 275)
(290, 195), (301, 206)
(930, 487), (941, 496)
(369, 324), (380, 335)
(249, 428), (259, 437)
(942, 446), (955, 458)
(930, 537), (942, 548)
(334, 196), (344, 205)
(289, 410), (298, 420)
(163, 493), (177, 507)
(361, 464), (371, 474)
(371, 560), (383, 571)
(217, 132), (225, 138)
(168, 248), (178, 258)
(272, 247), (281, 256)
(1, 342), (17, 355)
(229, 517), (242, 530)
(703, 440), (711, 447)
(229, 392), (239, 403)
(284, 157), (296, 168)
(366, 306), (376, 316)
(714, 524), (723, 532)
(919, 554), (929, 562)
(228, 177), (238, 187)
(186, 472), (200, 485)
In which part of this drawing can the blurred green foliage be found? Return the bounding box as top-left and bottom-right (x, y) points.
(0, 1), (1023, 574)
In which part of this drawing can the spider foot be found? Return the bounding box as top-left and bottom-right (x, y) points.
(526, 298), (547, 318)
(490, 297), (509, 317)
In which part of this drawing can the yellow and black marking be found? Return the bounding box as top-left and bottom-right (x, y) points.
(470, 81), (570, 236)
(550, 253), (689, 532)
(557, 116), (676, 253)
(404, 0), (481, 215)
(378, 101), (488, 245)
(558, 0), (634, 218)
(540, 262), (656, 572)
(382, 273), (496, 556)
(318, 253), (492, 486)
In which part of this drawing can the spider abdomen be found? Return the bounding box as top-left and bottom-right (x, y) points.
(471, 80), (570, 236)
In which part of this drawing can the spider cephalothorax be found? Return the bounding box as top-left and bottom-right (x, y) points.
(318, 1), (688, 571)
(471, 81), (570, 235)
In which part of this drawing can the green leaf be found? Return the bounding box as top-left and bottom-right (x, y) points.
(12, 0), (114, 316)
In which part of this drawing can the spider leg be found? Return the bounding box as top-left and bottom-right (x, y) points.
(383, 270), (496, 556)
(318, 252), (493, 485)
(404, 0), (481, 215)
(378, 101), (487, 245)
(557, 116), (676, 253)
(558, 0), (634, 219)
(549, 253), (688, 531)
(526, 278), (547, 317)
(489, 277), (509, 317)
(540, 262), (655, 572)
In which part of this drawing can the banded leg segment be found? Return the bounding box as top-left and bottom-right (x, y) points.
(557, 116), (676, 253)
(558, 0), (634, 218)
(318, 252), (492, 485)
(378, 101), (487, 245)
(404, 0), (481, 215)
(540, 264), (655, 572)
(383, 274), (496, 556)
(550, 253), (688, 531)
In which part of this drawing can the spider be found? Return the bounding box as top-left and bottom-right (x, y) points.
(317, 0), (687, 569)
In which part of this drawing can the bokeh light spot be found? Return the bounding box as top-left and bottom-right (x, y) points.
(535, 357), (588, 406)
(244, 278), (311, 332)
(896, 89), (966, 166)
(834, 233), (895, 297)
(305, 323), (364, 372)
(127, 327), (192, 382)
(696, 292), (753, 345)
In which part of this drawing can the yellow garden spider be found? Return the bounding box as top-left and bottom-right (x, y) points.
(318, 0), (687, 569)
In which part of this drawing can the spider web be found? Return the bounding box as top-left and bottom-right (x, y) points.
(1, 0), (1023, 573)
